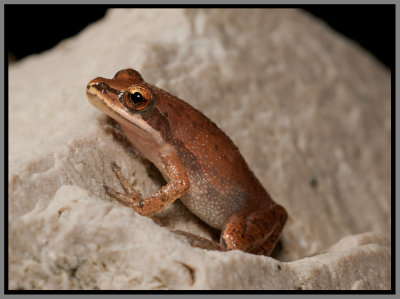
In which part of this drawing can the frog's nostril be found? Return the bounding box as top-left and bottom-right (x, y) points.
(86, 84), (91, 90)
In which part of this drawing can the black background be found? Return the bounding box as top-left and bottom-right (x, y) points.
(5, 5), (394, 69)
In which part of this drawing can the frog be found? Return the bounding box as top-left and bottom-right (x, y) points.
(86, 69), (288, 256)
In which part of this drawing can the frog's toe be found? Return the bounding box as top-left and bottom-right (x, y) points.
(110, 161), (137, 194)
(103, 184), (120, 198)
(103, 184), (134, 207)
(110, 161), (120, 171)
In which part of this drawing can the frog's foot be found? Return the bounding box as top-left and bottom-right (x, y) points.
(221, 204), (287, 256)
(103, 162), (142, 208)
(173, 230), (227, 252)
(104, 160), (189, 217)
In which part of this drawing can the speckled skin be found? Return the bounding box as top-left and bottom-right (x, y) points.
(86, 69), (287, 255)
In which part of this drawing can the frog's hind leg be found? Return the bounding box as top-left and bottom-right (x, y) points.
(221, 204), (287, 256)
(250, 208), (287, 256)
(172, 229), (227, 252)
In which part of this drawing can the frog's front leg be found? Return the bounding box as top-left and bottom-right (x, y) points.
(104, 152), (190, 217)
(221, 204), (288, 256)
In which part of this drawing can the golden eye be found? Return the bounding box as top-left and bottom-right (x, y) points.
(124, 85), (152, 111)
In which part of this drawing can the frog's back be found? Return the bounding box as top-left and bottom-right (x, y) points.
(143, 83), (274, 228)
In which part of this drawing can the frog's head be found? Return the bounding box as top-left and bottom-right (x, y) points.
(86, 68), (158, 131)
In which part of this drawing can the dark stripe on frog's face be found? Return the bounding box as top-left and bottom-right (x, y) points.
(90, 82), (123, 97)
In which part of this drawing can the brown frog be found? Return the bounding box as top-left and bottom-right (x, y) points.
(86, 69), (287, 256)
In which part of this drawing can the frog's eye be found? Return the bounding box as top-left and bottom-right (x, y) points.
(124, 85), (152, 111)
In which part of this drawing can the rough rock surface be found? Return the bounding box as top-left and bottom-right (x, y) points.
(9, 9), (391, 290)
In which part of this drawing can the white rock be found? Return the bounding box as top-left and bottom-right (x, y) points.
(9, 9), (390, 290)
